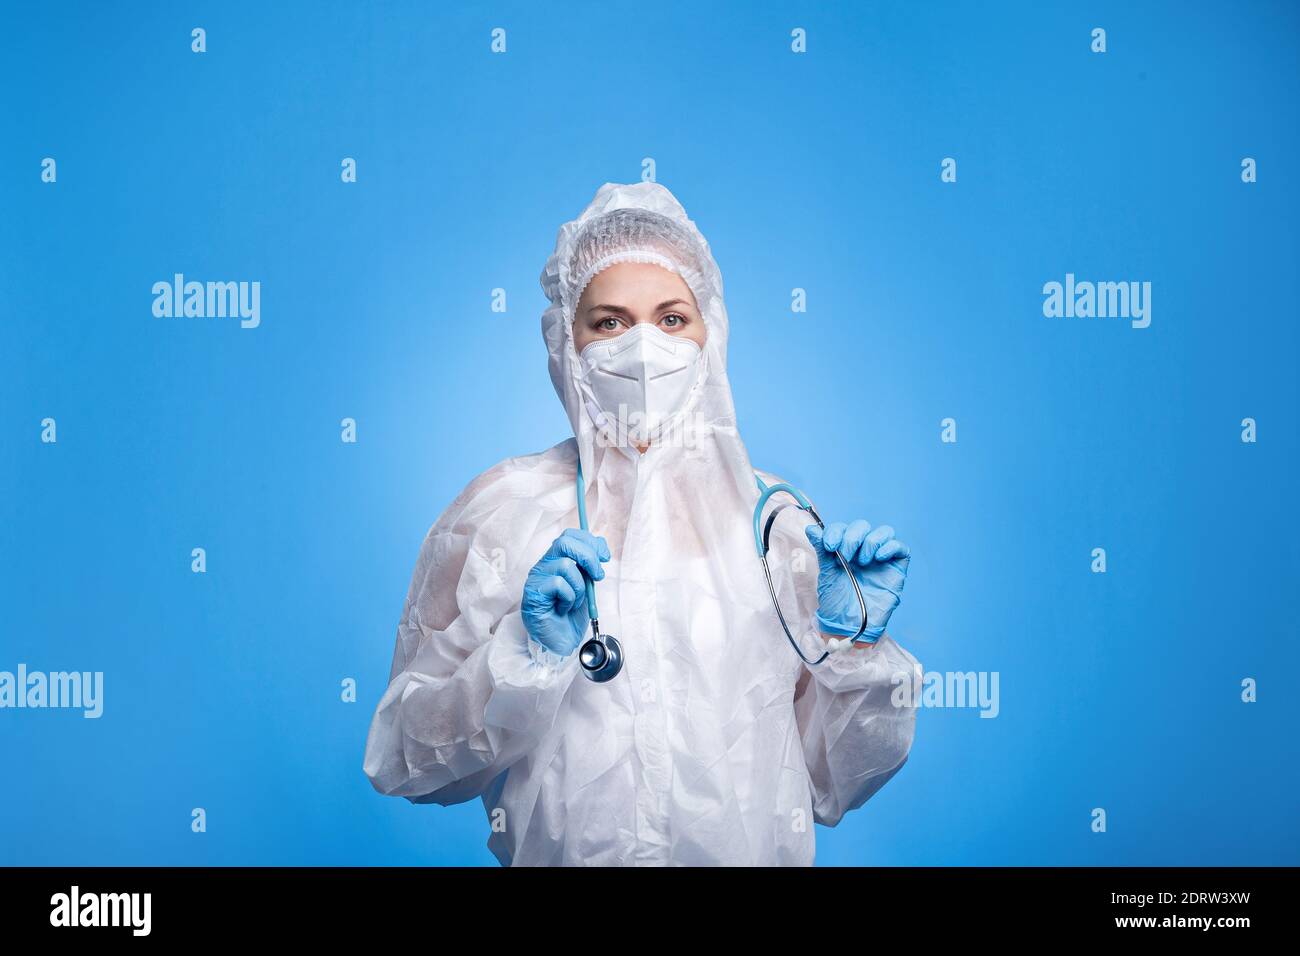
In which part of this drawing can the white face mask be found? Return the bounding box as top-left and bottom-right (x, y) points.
(578, 323), (703, 442)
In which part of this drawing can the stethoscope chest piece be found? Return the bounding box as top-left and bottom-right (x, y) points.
(580, 633), (623, 683)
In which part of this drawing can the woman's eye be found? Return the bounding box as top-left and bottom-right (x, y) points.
(661, 313), (685, 329)
(598, 318), (621, 331)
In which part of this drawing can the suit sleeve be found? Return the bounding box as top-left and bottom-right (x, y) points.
(793, 632), (922, 826)
(363, 522), (581, 804)
(756, 474), (923, 827)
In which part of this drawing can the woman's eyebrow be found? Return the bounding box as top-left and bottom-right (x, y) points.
(587, 298), (691, 316)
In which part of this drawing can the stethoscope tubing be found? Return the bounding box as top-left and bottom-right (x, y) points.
(755, 483), (872, 665)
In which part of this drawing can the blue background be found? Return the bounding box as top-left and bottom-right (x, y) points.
(2, 0), (1296, 866)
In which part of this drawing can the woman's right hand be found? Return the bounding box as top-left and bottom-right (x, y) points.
(521, 529), (611, 657)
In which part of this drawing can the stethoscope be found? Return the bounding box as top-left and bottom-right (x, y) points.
(572, 467), (870, 682)
(575, 462), (624, 682)
(753, 475), (871, 665)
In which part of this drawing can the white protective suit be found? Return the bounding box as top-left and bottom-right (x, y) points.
(363, 182), (922, 866)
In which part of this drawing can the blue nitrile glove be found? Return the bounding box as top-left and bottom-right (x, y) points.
(521, 529), (611, 657)
(804, 520), (910, 642)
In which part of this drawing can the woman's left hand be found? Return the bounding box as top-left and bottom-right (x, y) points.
(804, 520), (910, 642)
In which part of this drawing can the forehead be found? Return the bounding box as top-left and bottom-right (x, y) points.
(578, 261), (697, 307)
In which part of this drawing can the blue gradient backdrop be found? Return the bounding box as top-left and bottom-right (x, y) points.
(2, 1), (1297, 865)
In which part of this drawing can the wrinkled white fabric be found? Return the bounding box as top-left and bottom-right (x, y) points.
(363, 182), (922, 866)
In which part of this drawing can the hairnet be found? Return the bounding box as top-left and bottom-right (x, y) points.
(559, 206), (717, 320)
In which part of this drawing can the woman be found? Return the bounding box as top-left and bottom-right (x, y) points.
(363, 182), (922, 866)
